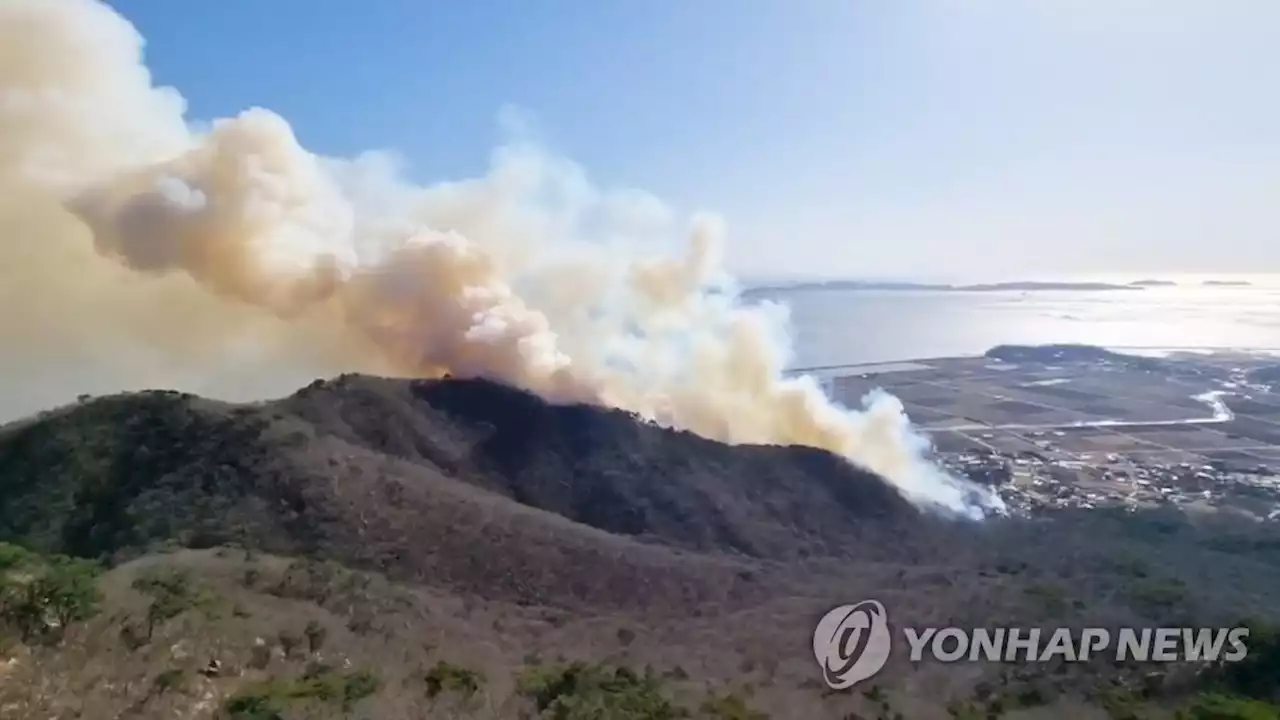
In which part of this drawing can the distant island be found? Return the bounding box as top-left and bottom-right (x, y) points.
(745, 279), (1144, 294)
(984, 343), (1166, 371)
(746, 278), (1260, 293)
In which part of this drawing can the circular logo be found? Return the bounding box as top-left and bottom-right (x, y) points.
(812, 599), (892, 689)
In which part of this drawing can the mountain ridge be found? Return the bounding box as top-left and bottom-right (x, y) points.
(0, 374), (920, 613)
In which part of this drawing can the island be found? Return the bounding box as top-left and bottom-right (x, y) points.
(744, 279), (1144, 294)
(983, 343), (1168, 372)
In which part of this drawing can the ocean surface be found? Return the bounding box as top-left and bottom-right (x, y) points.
(766, 274), (1280, 370)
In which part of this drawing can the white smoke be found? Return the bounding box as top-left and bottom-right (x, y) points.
(0, 0), (1005, 519)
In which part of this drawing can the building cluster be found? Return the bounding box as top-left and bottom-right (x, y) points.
(940, 447), (1280, 519)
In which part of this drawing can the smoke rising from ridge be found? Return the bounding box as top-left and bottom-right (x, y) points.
(0, 0), (1004, 519)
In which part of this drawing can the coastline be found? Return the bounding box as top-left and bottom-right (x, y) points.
(786, 345), (1280, 377)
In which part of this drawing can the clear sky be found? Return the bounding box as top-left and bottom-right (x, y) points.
(110, 0), (1280, 281)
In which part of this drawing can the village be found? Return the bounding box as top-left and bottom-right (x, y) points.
(941, 446), (1280, 519)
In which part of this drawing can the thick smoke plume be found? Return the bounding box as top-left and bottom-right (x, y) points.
(0, 0), (1004, 519)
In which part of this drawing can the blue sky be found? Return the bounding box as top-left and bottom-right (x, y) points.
(111, 1), (1280, 280)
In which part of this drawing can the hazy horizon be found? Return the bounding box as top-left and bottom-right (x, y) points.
(742, 271), (1280, 287)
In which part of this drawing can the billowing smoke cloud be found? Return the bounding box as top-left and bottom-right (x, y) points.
(0, 0), (1005, 519)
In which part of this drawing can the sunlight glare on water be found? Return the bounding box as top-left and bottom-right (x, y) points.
(773, 274), (1280, 369)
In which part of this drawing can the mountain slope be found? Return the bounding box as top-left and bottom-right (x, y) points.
(281, 375), (916, 552)
(6, 377), (1280, 717)
(0, 375), (918, 612)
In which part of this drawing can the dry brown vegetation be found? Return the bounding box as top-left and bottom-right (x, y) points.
(2, 376), (1280, 718)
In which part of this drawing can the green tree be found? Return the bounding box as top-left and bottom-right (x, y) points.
(518, 662), (687, 720)
(0, 543), (36, 572)
(38, 555), (103, 629)
(304, 620), (327, 653)
(424, 660), (484, 700)
(0, 542), (102, 643)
